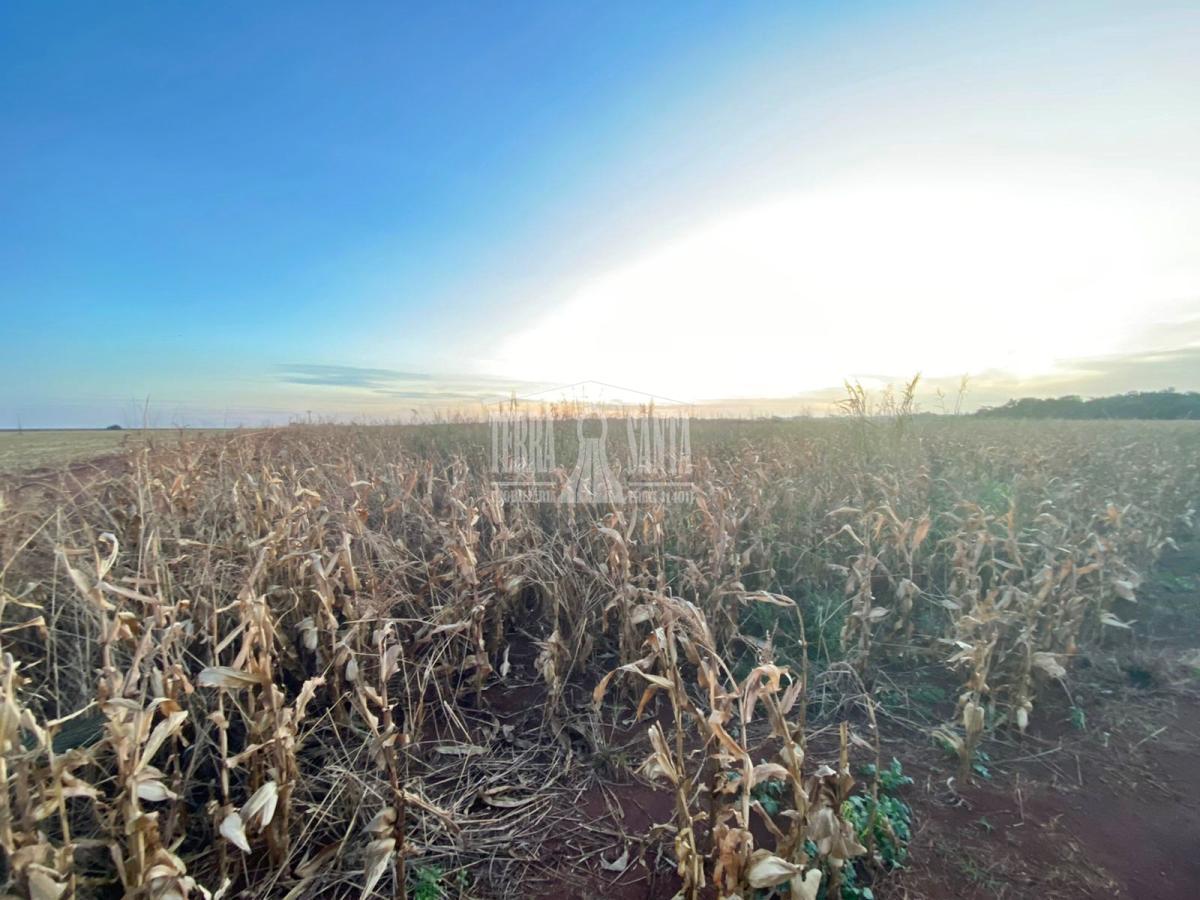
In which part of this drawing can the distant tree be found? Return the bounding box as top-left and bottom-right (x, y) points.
(106, 424), (123, 430)
(976, 390), (1200, 420)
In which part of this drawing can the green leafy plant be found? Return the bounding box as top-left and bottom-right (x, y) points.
(1070, 705), (1087, 731)
(932, 730), (991, 780)
(971, 748), (992, 780)
(838, 863), (876, 900)
(908, 684), (949, 709)
(750, 770), (788, 816)
(411, 864), (445, 900)
(836, 759), (914, 899)
(861, 757), (914, 794)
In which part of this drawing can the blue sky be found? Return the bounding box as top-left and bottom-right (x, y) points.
(3, 2), (1199, 425)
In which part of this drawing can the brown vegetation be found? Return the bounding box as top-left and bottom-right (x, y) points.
(0, 418), (1196, 898)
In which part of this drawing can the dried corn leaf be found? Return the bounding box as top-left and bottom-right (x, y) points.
(746, 850), (802, 888)
(197, 667), (264, 690)
(434, 743), (487, 757)
(360, 836), (395, 899)
(240, 781), (279, 828)
(219, 811), (251, 853)
(137, 711), (188, 771)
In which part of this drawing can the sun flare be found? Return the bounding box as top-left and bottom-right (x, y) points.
(491, 175), (1197, 399)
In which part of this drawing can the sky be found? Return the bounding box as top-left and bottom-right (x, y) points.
(2, 1), (1199, 426)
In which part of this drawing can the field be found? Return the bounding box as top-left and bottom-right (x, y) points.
(0, 430), (227, 475)
(1, 417), (1198, 899)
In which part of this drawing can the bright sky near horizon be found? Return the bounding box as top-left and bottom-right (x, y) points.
(2, 1), (1199, 426)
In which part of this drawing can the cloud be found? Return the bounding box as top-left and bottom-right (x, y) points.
(971, 345), (1200, 403)
(275, 364), (433, 389)
(373, 390), (496, 400)
(273, 363), (557, 404)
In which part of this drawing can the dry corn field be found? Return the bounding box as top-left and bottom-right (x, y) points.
(1, 418), (1198, 900)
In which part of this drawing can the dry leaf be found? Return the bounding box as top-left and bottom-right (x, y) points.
(220, 811), (251, 853)
(1100, 612), (1134, 630)
(1112, 579), (1137, 602)
(136, 779), (177, 802)
(479, 787), (535, 809)
(434, 743), (487, 757)
(746, 850), (802, 888)
(790, 867), (823, 900)
(1031, 652), (1066, 679)
(360, 836), (395, 899)
(138, 711), (188, 771)
(599, 847), (629, 873)
(364, 806), (396, 835)
(198, 667), (264, 690)
(241, 781), (279, 828)
(27, 866), (67, 900)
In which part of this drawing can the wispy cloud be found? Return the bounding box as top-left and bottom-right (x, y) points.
(373, 390), (495, 400)
(974, 345), (1200, 401)
(275, 364), (433, 389)
(273, 363), (556, 403)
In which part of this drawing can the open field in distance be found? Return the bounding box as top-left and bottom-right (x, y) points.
(0, 429), (227, 473)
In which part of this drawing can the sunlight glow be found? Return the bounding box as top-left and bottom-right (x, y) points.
(489, 176), (1199, 399)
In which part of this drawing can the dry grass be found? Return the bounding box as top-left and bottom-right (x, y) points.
(0, 431), (226, 474)
(0, 418), (1196, 898)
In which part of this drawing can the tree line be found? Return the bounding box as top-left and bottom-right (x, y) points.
(976, 390), (1200, 419)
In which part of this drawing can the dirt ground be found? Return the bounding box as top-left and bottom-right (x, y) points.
(526, 669), (1200, 900)
(893, 674), (1200, 899)
(891, 543), (1199, 900)
(517, 544), (1200, 900)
